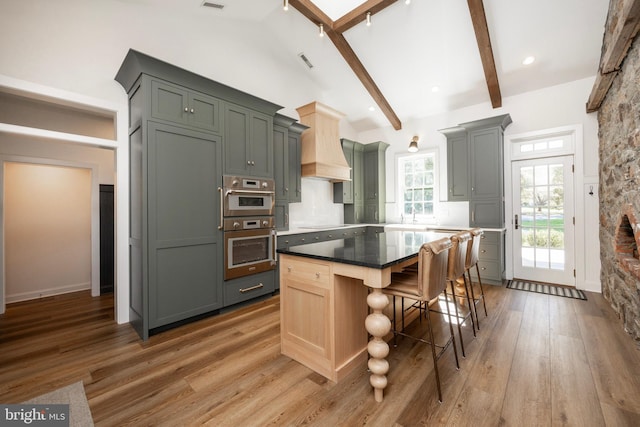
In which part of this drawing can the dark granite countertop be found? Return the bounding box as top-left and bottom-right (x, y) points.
(277, 230), (453, 269)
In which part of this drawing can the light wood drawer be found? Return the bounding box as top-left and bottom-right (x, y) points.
(281, 258), (331, 286)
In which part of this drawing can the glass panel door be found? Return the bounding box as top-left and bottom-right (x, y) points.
(512, 155), (575, 285)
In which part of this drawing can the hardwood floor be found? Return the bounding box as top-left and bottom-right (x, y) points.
(2, 284), (640, 426)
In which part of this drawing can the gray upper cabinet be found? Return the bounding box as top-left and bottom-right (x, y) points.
(273, 114), (306, 231)
(441, 127), (469, 201)
(224, 103), (273, 178)
(288, 122), (305, 203)
(469, 126), (503, 200)
(150, 79), (221, 134)
(333, 139), (356, 204)
(338, 140), (369, 224)
(440, 114), (511, 228)
(363, 141), (389, 224)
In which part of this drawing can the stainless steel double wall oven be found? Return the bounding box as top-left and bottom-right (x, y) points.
(220, 175), (276, 280)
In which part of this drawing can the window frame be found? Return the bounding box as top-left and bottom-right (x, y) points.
(395, 148), (439, 223)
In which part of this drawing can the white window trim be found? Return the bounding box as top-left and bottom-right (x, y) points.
(395, 148), (439, 223)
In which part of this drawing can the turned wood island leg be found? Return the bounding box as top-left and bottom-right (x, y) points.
(365, 289), (391, 402)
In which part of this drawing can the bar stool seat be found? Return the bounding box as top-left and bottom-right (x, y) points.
(383, 237), (459, 402)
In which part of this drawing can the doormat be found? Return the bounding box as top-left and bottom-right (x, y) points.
(507, 279), (587, 301)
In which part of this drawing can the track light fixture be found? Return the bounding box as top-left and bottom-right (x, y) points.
(319, 23), (324, 37)
(408, 136), (419, 152)
(283, 0), (288, 11)
(366, 12), (372, 26)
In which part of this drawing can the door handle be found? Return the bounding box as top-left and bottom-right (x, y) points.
(515, 214), (519, 230)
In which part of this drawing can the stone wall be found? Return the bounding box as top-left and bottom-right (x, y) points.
(598, 17), (640, 345)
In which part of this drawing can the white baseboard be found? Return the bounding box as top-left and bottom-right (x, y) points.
(6, 282), (91, 304)
(581, 280), (602, 293)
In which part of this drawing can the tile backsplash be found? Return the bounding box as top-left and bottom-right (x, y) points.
(288, 178), (343, 228)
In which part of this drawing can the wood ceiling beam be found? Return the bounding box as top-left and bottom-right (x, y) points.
(586, 0), (640, 113)
(326, 29), (402, 130)
(334, 0), (398, 33)
(467, 0), (502, 108)
(289, 0), (402, 130)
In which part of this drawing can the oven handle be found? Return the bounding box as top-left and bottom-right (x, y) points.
(217, 186), (224, 230)
(225, 189), (275, 196)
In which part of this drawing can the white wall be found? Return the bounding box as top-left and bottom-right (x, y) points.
(4, 163), (92, 302)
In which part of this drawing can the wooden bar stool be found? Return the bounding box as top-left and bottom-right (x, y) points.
(466, 228), (488, 329)
(382, 237), (459, 402)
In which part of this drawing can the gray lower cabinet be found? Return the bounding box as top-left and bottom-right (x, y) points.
(469, 230), (505, 285)
(224, 271), (275, 306)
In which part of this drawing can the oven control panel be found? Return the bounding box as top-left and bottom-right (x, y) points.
(223, 216), (274, 231)
(224, 175), (275, 192)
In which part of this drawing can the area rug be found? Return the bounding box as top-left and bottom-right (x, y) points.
(22, 381), (94, 426)
(507, 279), (587, 301)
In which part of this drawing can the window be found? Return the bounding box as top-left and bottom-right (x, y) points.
(397, 151), (438, 221)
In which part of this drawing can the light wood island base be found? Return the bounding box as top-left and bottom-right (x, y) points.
(280, 253), (398, 402)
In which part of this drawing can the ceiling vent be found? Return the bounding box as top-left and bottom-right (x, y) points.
(298, 53), (314, 69)
(202, 1), (225, 9)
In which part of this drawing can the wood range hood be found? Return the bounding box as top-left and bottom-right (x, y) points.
(296, 101), (351, 182)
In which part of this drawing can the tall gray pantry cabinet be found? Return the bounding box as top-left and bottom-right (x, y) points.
(116, 49), (282, 340)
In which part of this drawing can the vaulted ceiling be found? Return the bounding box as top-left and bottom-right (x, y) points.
(129, 0), (611, 132)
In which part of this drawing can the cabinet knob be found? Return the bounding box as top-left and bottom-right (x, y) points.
(315, 272), (320, 278)
(285, 187), (289, 192)
(247, 160), (251, 165)
(184, 107), (189, 112)
(190, 108), (195, 113)
(287, 266), (292, 272)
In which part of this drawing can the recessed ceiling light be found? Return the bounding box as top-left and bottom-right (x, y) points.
(368, 106), (375, 112)
(522, 56), (535, 65)
(431, 86), (440, 93)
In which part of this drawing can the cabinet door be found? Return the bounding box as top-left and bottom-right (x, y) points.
(470, 199), (503, 228)
(446, 133), (469, 201)
(151, 79), (220, 133)
(188, 92), (221, 133)
(151, 80), (189, 125)
(273, 124), (289, 201)
(334, 140), (354, 204)
(224, 103), (251, 175)
(224, 104), (273, 177)
(249, 111), (273, 177)
(275, 201), (289, 231)
(353, 143), (364, 204)
(363, 149), (379, 201)
(288, 131), (302, 203)
(470, 127), (502, 199)
(147, 122), (223, 328)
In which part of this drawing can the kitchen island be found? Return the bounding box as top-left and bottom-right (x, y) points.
(277, 230), (452, 402)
